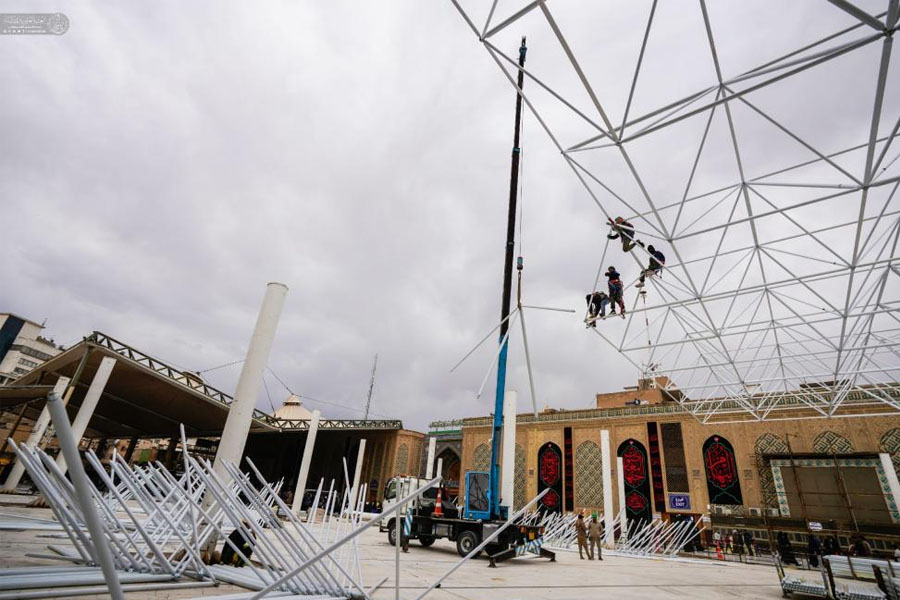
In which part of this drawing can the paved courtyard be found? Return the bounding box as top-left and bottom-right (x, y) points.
(0, 497), (784, 599)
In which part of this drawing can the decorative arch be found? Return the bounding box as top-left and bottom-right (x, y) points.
(880, 428), (900, 479)
(395, 443), (409, 474)
(814, 431), (854, 454)
(755, 433), (789, 508)
(574, 440), (602, 509)
(436, 447), (461, 497)
(514, 444), (526, 510)
(703, 435), (743, 505)
(617, 439), (651, 522)
(537, 442), (563, 513)
(473, 443), (491, 472)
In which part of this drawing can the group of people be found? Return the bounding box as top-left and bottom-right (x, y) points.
(585, 217), (666, 327)
(713, 529), (757, 557)
(574, 512), (604, 560)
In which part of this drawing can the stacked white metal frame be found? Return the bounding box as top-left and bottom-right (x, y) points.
(449, 1), (900, 423)
(614, 517), (705, 559)
(521, 509), (701, 558)
(7, 438), (365, 599)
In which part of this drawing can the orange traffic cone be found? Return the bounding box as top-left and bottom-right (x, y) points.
(716, 541), (724, 560)
(434, 487), (443, 517)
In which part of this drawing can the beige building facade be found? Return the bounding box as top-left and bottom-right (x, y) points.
(460, 380), (900, 536)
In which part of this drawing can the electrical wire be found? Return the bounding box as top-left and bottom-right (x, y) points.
(265, 365), (393, 419)
(198, 358), (244, 374)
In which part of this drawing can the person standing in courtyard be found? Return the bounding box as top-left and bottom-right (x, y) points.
(575, 513), (590, 560)
(588, 513), (603, 560)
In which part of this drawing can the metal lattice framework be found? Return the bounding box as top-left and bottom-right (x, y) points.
(450, 0), (900, 422)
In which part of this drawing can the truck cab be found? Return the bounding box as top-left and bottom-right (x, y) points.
(379, 476), (429, 531)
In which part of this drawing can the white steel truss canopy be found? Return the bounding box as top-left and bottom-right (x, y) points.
(450, 0), (900, 422)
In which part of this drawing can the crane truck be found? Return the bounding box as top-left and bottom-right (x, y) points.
(378, 38), (555, 566)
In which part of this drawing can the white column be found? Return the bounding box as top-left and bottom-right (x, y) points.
(349, 439), (367, 512)
(880, 453), (900, 523)
(56, 357), (117, 475)
(501, 390), (517, 513)
(601, 429), (614, 548)
(212, 282), (288, 482)
(436, 457), (444, 481)
(44, 392), (125, 600)
(2, 376), (70, 491)
(292, 409), (320, 513)
(425, 436), (437, 479)
(617, 456), (627, 540)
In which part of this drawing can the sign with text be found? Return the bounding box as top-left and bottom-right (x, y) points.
(668, 493), (692, 511)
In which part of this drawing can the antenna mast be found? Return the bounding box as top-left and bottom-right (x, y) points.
(364, 354), (378, 419)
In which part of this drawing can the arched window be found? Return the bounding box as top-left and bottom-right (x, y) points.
(575, 440), (602, 509)
(473, 443), (491, 472)
(537, 442), (563, 513)
(617, 439), (651, 522)
(703, 435), (743, 505)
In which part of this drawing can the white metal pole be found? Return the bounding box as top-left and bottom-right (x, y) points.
(395, 498), (401, 600)
(425, 436), (436, 480)
(2, 376), (70, 491)
(435, 458), (443, 482)
(879, 453), (900, 512)
(601, 430), (614, 548)
(292, 409), (321, 513)
(45, 391), (125, 600)
(501, 390), (517, 514)
(212, 282), (288, 483)
(617, 456), (628, 540)
(56, 357), (117, 475)
(349, 439), (367, 513)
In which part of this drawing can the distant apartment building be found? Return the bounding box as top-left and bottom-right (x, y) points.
(0, 313), (63, 384)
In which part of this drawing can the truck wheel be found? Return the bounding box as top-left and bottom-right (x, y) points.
(387, 520), (397, 546)
(419, 535), (436, 547)
(456, 530), (481, 558)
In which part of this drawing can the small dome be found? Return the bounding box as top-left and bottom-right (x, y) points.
(273, 394), (315, 420)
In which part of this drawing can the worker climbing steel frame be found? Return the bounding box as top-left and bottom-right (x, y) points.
(450, 1), (900, 423)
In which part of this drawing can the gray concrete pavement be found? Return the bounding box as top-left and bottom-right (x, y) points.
(0, 497), (784, 599)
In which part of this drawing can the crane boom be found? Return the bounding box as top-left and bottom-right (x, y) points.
(489, 36), (527, 521)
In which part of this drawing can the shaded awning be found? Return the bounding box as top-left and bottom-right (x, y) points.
(7, 332), (279, 438)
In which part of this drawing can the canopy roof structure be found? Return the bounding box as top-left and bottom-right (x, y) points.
(451, 1), (900, 422)
(4, 332), (402, 438)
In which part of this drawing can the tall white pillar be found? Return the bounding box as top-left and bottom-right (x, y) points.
(425, 436), (437, 479)
(292, 409), (320, 512)
(501, 390), (517, 513)
(436, 457), (444, 481)
(211, 282), (288, 482)
(880, 453), (900, 522)
(617, 456), (627, 540)
(3, 376), (70, 491)
(349, 439), (367, 511)
(601, 429), (614, 548)
(56, 357), (117, 475)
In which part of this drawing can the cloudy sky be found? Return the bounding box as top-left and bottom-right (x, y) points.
(3, 1), (896, 430)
